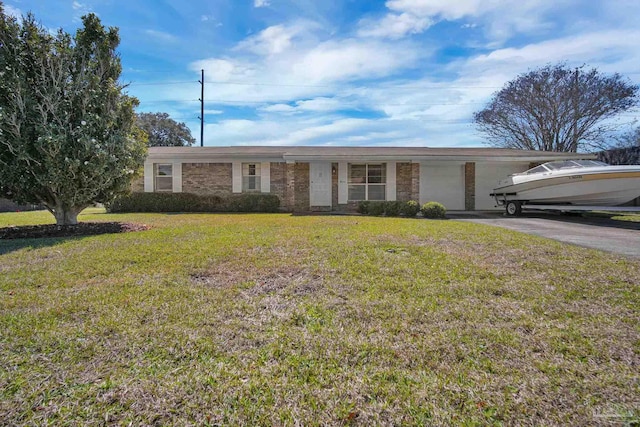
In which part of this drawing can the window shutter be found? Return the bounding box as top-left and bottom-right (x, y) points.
(144, 162), (154, 192)
(338, 162), (348, 204)
(172, 162), (182, 193)
(261, 162), (270, 193)
(232, 162), (242, 193)
(386, 162), (396, 201)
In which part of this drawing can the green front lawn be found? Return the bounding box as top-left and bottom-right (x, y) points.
(1, 210), (638, 425)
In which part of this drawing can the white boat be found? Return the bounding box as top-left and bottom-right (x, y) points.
(491, 160), (640, 215)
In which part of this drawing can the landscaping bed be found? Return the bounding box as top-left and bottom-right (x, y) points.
(0, 222), (150, 239)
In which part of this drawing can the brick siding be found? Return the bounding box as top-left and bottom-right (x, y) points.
(270, 162), (287, 208)
(411, 163), (420, 201)
(465, 162), (475, 211)
(294, 163), (310, 212)
(396, 162), (413, 201)
(182, 163), (232, 195)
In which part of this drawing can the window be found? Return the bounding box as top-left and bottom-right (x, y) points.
(348, 163), (386, 201)
(154, 164), (173, 192)
(242, 163), (261, 192)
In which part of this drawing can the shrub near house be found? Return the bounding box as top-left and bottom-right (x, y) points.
(108, 192), (280, 213)
(357, 200), (422, 217)
(421, 202), (447, 219)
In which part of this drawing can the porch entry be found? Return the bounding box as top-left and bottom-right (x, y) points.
(309, 162), (332, 207)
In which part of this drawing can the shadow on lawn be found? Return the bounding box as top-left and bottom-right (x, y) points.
(0, 222), (150, 255)
(530, 212), (640, 231)
(0, 236), (83, 256)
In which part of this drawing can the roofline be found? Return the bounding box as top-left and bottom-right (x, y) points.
(145, 146), (597, 163)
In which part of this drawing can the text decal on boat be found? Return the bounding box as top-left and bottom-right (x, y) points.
(569, 175), (583, 179)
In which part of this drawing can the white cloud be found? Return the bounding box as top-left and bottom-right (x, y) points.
(200, 15), (223, 27)
(190, 58), (256, 81)
(291, 39), (421, 83)
(3, 4), (22, 18)
(466, 29), (640, 76)
(260, 104), (296, 113)
(359, 12), (432, 39)
(254, 0), (270, 8)
(236, 24), (301, 56)
(385, 0), (487, 19)
(144, 29), (178, 43)
(360, 0), (562, 43)
(188, 28), (424, 106)
(359, 0), (487, 39)
(71, 1), (94, 22)
(260, 97), (346, 114)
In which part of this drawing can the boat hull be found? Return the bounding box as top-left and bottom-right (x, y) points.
(492, 171), (640, 206)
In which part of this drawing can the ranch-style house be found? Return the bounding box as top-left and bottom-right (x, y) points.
(137, 146), (593, 212)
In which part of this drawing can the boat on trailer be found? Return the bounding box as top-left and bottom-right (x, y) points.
(491, 160), (640, 216)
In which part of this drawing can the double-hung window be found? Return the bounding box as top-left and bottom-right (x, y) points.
(242, 163), (261, 192)
(348, 163), (386, 201)
(154, 164), (173, 192)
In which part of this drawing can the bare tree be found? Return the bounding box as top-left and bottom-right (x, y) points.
(474, 64), (638, 152)
(614, 126), (640, 148)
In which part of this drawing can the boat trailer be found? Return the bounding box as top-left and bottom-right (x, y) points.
(491, 192), (640, 216)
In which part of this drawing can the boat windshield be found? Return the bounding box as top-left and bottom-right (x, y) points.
(519, 160), (609, 175)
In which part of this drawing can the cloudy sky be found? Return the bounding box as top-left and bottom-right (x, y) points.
(4, 0), (640, 147)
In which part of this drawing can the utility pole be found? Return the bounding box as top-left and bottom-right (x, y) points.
(572, 67), (579, 152)
(199, 69), (204, 147)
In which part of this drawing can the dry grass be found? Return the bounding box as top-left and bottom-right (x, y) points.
(0, 209), (638, 425)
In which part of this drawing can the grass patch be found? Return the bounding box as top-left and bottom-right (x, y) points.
(1, 210), (639, 425)
(583, 211), (640, 223)
(610, 213), (640, 222)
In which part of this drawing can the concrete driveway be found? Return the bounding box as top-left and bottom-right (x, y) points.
(450, 211), (640, 258)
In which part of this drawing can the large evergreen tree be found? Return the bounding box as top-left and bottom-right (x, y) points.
(0, 7), (146, 225)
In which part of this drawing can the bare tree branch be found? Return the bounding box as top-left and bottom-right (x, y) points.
(474, 64), (639, 152)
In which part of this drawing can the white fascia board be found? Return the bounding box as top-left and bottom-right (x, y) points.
(284, 155), (415, 163)
(284, 154), (598, 163)
(144, 162), (154, 192)
(146, 154), (284, 164)
(411, 154), (597, 162)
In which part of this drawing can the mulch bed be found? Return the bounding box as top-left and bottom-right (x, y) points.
(0, 222), (150, 240)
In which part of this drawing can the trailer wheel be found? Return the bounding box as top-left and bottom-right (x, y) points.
(505, 201), (522, 216)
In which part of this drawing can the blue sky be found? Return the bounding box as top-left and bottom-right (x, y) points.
(4, 0), (640, 147)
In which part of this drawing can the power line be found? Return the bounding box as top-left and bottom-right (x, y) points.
(204, 80), (506, 90)
(139, 99), (487, 106)
(126, 77), (508, 90)
(137, 99), (640, 112)
(128, 80), (197, 86)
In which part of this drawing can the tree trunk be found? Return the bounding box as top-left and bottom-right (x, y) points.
(53, 206), (83, 226)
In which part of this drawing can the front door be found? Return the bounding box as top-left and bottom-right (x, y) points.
(309, 162), (332, 207)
